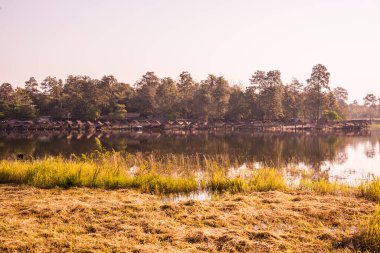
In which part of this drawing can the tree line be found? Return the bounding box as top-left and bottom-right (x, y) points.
(0, 64), (378, 121)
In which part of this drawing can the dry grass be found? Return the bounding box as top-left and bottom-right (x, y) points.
(0, 185), (375, 253)
(1, 151), (380, 252)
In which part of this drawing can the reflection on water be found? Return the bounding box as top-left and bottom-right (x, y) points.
(161, 190), (212, 202)
(1, 129), (380, 184)
(324, 139), (380, 184)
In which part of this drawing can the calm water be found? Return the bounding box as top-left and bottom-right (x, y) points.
(1, 128), (380, 185)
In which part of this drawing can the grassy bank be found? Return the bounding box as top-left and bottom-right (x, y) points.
(1, 151), (380, 251)
(0, 151), (290, 194)
(0, 185), (376, 252)
(1, 152), (380, 198)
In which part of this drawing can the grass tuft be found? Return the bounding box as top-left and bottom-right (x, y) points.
(298, 179), (352, 195)
(208, 168), (286, 193)
(358, 178), (380, 202)
(362, 205), (380, 251)
(249, 168), (287, 192)
(350, 205), (380, 252)
(209, 172), (248, 193)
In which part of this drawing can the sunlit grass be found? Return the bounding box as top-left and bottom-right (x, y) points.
(2, 152), (380, 252)
(358, 178), (380, 202)
(209, 172), (248, 193)
(2, 150), (380, 199)
(352, 205), (380, 252)
(250, 168), (287, 192)
(0, 154), (198, 194)
(207, 168), (286, 193)
(298, 179), (352, 195)
(357, 178), (380, 252)
(362, 205), (380, 249)
(0, 153), (287, 194)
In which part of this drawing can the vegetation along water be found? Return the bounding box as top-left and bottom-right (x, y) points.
(2, 65), (380, 252)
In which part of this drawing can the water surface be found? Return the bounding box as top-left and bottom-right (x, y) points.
(1, 128), (380, 184)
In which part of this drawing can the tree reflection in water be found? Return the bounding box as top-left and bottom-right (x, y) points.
(1, 130), (379, 183)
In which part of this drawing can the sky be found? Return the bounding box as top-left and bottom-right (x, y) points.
(0, 0), (379, 102)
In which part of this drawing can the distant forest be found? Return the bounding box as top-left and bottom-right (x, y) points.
(1, 64), (379, 121)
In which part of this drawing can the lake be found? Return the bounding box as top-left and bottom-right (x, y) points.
(1, 128), (380, 185)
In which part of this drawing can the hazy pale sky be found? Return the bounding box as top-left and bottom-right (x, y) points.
(0, 0), (379, 102)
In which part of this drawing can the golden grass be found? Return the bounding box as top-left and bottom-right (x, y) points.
(358, 178), (380, 202)
(208, 168), (287, 193)
(2, 152), (380, 200)
(0, 152), (287, 194)
(1, 150), (380, 252)
(209, 175), (248, 193)
(250, 168), (287, 192)
(360, 205), (380, 251)
(298, 179), (353, 195)
(0, 186), (375, 252)
(347, 180), (380, 252)
(2, 141), (380, 252)
(0, 156), (199, 194)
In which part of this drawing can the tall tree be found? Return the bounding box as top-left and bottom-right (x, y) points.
(111, 82), (136, 112)
(135, 72), (160, 117)
(11, 88), (37, 119)
(249, 71), (267, 119)
(40, 76), (65, 118)
(332, 86), (348, 118)
(283, 79), (303, 119)
(363, 93), (377, 120)
(226, 85), (247, 121)
(306, 64), (330, 121)
(97, 75), (118, 115)
(262, 70), (283, 120)
(156, 77), (179, 119)
(193, 82), (212, 121)
(213, 76), (231, 119)
(177, 71), (196, 119)
(249, 70), (283, 120)
(63, 75), (101, 120)
(0, 83), (14, 119)
(24, 77), (40, 115)
(25, 77), (39, 95)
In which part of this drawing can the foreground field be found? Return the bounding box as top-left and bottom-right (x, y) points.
(0, 185), (376, 252)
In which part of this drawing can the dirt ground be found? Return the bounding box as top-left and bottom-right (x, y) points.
(0, 185), (375, 252)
